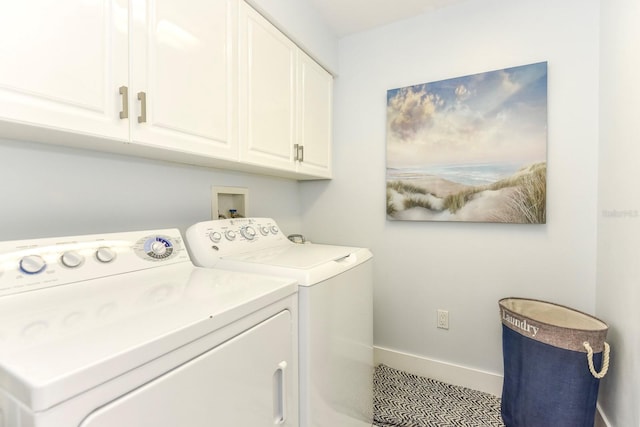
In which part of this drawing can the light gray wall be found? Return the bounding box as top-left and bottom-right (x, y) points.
(597, 0), (640, 425)
(301, 0), (600, 377)
(0, 138), (303, 240)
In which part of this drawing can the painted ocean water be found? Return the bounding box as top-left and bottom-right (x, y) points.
(387, 162), (523, 186)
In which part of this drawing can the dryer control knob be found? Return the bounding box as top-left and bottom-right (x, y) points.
(96, 247), (116, 263)
(150, 240), (168, 256)
(270, 225), (279, 234)
(259, 226), (270, 236)
(209, 231), (222, 243)
(224, 230), (237, 241)
(61, 251), (84, 268)
(20, 255), (46, 274)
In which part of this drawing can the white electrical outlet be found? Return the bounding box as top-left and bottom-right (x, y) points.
(437, 309), (449, 330)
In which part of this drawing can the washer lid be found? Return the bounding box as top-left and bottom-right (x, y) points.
(0, 264), (297, 412)
(223, 244), (355, 268)
(220, 244), (372, 286)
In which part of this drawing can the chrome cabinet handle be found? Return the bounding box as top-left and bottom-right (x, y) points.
(293, 144), (304, 162)
(137, 91), (147, 123)
(118, 86), (128, 119)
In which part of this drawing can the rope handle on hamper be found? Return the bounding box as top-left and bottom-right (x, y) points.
(583, 341), (610, 379)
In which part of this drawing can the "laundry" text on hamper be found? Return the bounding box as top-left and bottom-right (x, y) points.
(502, 311), (540, 337)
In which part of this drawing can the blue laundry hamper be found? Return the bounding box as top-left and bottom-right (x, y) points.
(499, 298), (610, 427)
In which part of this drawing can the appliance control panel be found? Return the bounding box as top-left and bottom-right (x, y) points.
(185, 218), (291, 267)
(0, 229), (190, 297)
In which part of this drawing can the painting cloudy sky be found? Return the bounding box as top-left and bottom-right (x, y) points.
(386, 62), (547, 169)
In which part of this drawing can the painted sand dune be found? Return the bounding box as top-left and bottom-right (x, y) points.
(386, 162), (546, 223)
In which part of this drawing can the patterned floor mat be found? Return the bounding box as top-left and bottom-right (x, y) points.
(373, 364), (505, 427)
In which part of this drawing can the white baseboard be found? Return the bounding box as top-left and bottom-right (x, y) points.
(594, 404), (612, 427)
(374, 346), (503, 396)
(374, 346), (611, 426)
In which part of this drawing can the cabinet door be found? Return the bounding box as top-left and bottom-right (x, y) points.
(297, 52), (333, 178)
(238, 2), (297, 171)
(80, 310), (296, 427)
(129, 0), (236, 159)
(0, 0), (129, 140)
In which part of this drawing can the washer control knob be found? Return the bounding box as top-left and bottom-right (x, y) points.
(61, 251), (84, 268)
(270, 225), (279, 235)
(96, 247), (117, 263)
(209, 231), (222, 243)
(224, 230), (237, 241)
(259, 226), (270, 236)
(240, 226), (256, 240)
(20, 255), (46, 274)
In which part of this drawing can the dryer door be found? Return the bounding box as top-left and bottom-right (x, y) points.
(80, 310), (294, 427)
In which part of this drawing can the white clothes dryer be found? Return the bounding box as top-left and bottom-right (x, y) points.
(185, 218), (373, 427)
(0, 228), (298, 427)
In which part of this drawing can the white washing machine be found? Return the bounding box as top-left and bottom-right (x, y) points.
(185, 218), (373, 427)
(0, 228), (299, 427)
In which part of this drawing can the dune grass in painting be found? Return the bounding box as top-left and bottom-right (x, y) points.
(387, 162), (546, 223)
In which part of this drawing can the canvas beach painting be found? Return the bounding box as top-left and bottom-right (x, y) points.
(386, 62), (547, 223)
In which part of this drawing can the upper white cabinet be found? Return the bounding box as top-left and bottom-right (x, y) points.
(129, 0), (236, 159)
(0, 0), (129, 141)
(0, 0), (236, 159)
(238, 3), (297, 171)
(0, 0), (330, 180)
(297, 51), (333, 179)
(238, 2), (332, 179)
